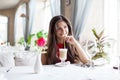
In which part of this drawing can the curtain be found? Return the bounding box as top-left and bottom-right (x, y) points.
(14, 4), (26, 43)
(50, 0), (61, 17)
(24, 0), (36, 43)
(28, 0), (36, 35)
(15, 1), (36, 48)
(72, 0), (92, 40)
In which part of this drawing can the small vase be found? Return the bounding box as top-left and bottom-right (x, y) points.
(34, 53), (43, 73)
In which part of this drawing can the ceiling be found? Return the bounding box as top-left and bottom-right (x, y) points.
(0, 0), (48, 10)
(0, 0), (21, 10)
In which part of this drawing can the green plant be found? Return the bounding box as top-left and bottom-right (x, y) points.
(17, 34), (35, 50)
(91, 28), (111, 61)
(18, 37), (24, 45)
(18, 34), (35, 46)
(27, 34), (35, 45)
(36, 30), (47, 39)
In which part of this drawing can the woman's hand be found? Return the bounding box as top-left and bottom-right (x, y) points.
(64, 36), (77, 45)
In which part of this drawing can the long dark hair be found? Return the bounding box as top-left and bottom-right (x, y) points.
(46, 15), (79, 64)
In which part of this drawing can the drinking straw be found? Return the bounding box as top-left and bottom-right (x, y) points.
(64, 34), (67, 48)
(64, 40), (65, 48)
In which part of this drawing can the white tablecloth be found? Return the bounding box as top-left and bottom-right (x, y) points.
(0, 64), (120, 80)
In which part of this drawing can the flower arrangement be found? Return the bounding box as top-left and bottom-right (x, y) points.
(33, 30), (47, 73)
(36, 37), (46, 47)
(35, 30), (47, 52)
(18, 30), (48, 51)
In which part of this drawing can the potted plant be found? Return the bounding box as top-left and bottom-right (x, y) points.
(91, 28), (111, 63)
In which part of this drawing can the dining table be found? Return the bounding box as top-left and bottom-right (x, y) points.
(0, 64), (120, 80)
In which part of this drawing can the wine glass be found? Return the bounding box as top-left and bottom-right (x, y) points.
(59, 48), (68, 65)
(85, 40), (94, 68)
(7, 42), (10, 46)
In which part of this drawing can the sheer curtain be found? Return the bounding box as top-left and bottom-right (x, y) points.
(28, 0), (36, 34)
(30, 0), (51, 33)
(72, 0), (92, 40)
(15, 4), (26, 43)
(50, 0), (61, 17)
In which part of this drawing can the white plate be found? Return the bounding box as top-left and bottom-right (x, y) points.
(55, 61), (70, 67)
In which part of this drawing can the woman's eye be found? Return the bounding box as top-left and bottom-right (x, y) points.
(56, 27), (62, 31)
(56, 26), (68, 31)
(64, 26), (67, 28)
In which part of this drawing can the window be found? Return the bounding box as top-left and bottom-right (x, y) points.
(30, 1), (52, 33)
(15, 1), (52, 43)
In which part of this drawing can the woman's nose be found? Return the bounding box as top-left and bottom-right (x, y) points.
(62, 28), (66, 34)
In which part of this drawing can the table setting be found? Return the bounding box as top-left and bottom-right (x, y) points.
(0, 43), (120, 80)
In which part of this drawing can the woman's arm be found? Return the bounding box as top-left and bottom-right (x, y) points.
(73, 41), (90, 64)
(65, 36), (90, 64)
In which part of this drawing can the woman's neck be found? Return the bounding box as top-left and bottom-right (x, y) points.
(57, 39), (64, 44)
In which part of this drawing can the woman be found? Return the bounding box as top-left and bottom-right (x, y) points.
(42, 15), (90, 65)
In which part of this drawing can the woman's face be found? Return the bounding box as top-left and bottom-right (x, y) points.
(55, 21), (69, 43)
